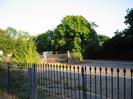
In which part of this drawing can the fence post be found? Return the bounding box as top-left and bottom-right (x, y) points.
(82, 66), (87, 99)
(131, 69), (133, 99)
(123, 68), (126, 99)
(28, 64), (38, 99)
(89, 67), (92, 99)
(94, 67), (97, 99)
(105, 68), (108, 99)
(111, 68), (113, 99)
(117, 68), (120, 99)
(7, 62), (11, 94)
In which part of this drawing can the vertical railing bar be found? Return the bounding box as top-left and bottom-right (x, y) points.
(59, 65), (63, 97)
(56, 64), (59, 97)
(117, 68), (120, 99)
(89, 67), (92, 99)
(70, 65), (72, 98)
(131, 68), (133, 99)
(123, 68), (126, 99)
(40, 63), (43, 99)
(111, 68), (113, 99)
(24, 63), (27, 98)
(105, 68), (107, 99)
(35, 63), (38, 98)
(66, 65), (69, 97)
(49, 64), (53, 96)
(37, 63), (42, 99)
(27, 63), (29, 98)
(49, 64), (51, 96)
(99, 67), (102, 99)
(47, 64), (50, 95)
(7, 62), (11, 94)
(50, 64), (53, 96)
(94, 67), (97, 99)
(22, 63), (24, 98)
(46, 64), (48, 95)
(27, 63), (30, 99)
(53, 64), (56, 95)
(44, 64), (47, 96)
(73, 66), (76, 99)
(43, 63), (46, 98)
(52, 64), (54, 96)
(42, 63), (45, 98)
(25, 63), (29, 98)
(85, 66), (87, 99)
(77, 66), (80, 99)
(33, 63), (37, 99)
(62, 64), (65, 97)
(49, 64), (51, 95)
(42, 63), (44, 98)
(82, 66), (87, 99)
(35, 63), (38, 99)
(44, 63), (46, 97)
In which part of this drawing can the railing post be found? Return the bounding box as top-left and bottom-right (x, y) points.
(99, 67), (102, 99)
(69, 65), (72, 97)
(131, 69), (133, 99)
(89, 67), (92, 99)
(77, 66), (80, 99)
(82, 66), (87, 99)
(73, 66), (76, 98)
(7, 62), (11, 94)
(123, 68), (126, 99)
(94, 67), (97, 99)
(105, 68), (108, 99)
(28, 63), (38, 99)
(117, 68), (120, 99)
(111, 68), (113, 99)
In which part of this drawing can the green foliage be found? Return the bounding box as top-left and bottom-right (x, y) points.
(99, 9), (133, 60)
(125, 8), (133, 28)
(0, 27), (39, 64)
(73, 52), (83, 61)
(6, 27), (17, 38)
(36, 15), (101, 59)
(36, 30), (53, 52)
(0, 29), (15, 54)
(98, 34), (110, 46)
(12, 32), (39, 64)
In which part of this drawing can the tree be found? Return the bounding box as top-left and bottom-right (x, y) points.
(6, 27), (17, 38)
(12, 31), (39, 64)
(51, 15), (99, 59)
(36, 30), (54, 53)
(124, 8), (133, 29)
(98, 35), (110, 46)
(35, 15), (100, 59)
(100, 9), (133, 60)
(0, 27), (39, 63)
(0, 28), (15, 54)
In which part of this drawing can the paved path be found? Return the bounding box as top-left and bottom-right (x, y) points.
(77, 59), (133, 68)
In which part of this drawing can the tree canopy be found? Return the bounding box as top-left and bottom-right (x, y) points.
(99, 8), (133, 60)
(0, 27), (39, 64)
(36, 15), (100, 59)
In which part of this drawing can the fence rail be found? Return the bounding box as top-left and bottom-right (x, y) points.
(0, 63), (133, 99)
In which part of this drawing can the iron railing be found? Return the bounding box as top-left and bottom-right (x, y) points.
(0, 63), (133, 99)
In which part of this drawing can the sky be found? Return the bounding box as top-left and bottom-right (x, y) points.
(0, 0), (133, 37)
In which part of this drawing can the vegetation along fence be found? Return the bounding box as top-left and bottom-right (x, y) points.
(0, 63), (133, 99)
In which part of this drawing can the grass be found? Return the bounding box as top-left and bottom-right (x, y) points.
(0, 64), (29, 99)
